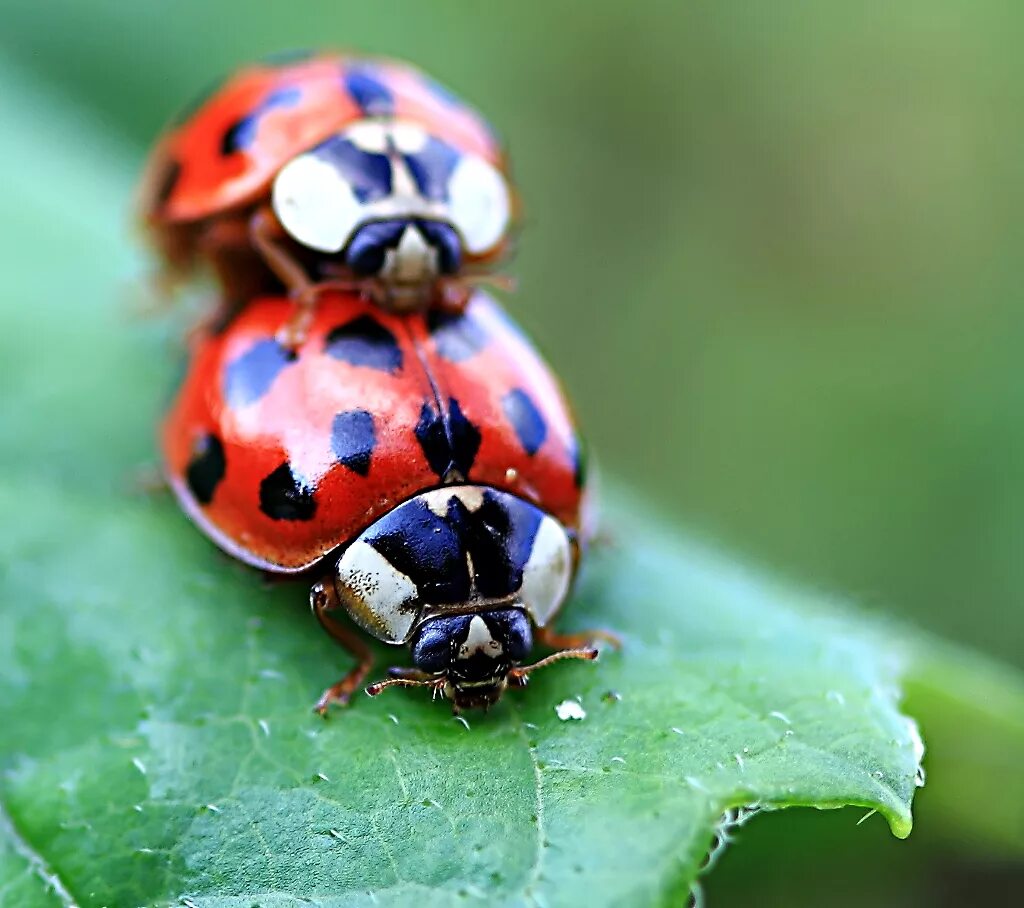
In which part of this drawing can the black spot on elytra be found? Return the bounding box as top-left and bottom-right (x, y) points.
(311, 135), (393, 203)
(259, 463), (317, 521)
(502, 389), (547, 456)
(221, 86), (302, 156)
(403, 137), (461, 201)
(427, 309), (488, 362)
(343, 65), (394, 116)
(223, 339), (297, 408)
(571, 433), (588, 489)
(414, 398), (482, 480)
(324, 315), (402, 373)
(186, 434), (226, 505)
(331, 409), (376, 476)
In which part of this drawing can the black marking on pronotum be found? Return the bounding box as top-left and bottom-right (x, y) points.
(502, 389), (547, 456)
(331, 409), (376, 476)
(311, 135), (393, 203)
(221, 86), (303, 156)
(414, 397), (481, 479)
(427, 309), (488, 363)
(259, 463), (317, 521)
(324, 315), (403, 373)
(223, 339), (297, 409)
(185, 434), (226, 505)
(343, 65), (394, 116)
(403, 137), (461, 202)
(366, 489), (543, 604)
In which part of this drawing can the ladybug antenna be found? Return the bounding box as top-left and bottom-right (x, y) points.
(365, 676), (444, 699)
(507, 647), (599, 686)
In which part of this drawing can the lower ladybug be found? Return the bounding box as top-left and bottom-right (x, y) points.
(162, 291), (615, 711)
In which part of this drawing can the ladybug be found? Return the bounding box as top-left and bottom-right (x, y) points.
(162, 291), (615, 712)
(140, 52), (516, 345)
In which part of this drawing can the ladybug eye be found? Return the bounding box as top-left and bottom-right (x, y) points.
(445, 154), (511, 256)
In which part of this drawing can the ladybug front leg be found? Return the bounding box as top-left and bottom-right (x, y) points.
(310, 580), (374, 715)
(249, 205), (320, 348)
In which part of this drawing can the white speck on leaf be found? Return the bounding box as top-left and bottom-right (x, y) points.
(132, 758), (146, 775)
(555, 699), (586, 721)
(258, 719), (270, 737)
(454, 716), (471, 731)
(387, 713), (399, 725)
(769, 710), (792, 725)
(671, 726), (685, 735)
(610, 756), (625, 764)
(827, 690), (846, 706)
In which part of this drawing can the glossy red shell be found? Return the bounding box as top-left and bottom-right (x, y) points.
(145, 54), (504, 224)
(162, 292), (585, 572)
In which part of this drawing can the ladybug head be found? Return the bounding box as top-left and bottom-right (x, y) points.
(366, 607), (598, 712)
(271, 119), (512, 309)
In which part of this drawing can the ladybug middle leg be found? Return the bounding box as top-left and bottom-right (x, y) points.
(310, 579), (374, 715)
(249, 205), (323, 349)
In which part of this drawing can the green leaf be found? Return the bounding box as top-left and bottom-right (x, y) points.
(0, 54), (1015, 908)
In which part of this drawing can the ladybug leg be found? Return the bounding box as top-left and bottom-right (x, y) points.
(250, 206), (320, 349)
(535, 625), (622, 652)
(310, 580), (374, 715)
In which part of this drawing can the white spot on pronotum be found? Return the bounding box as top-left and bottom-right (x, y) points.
(520, 517), (573, 627)
(768, 710), (792, 725)
(857, 808), (878, 826)
(258, 719), (270, 737)
(454, 716), (471, 731)
(448, 154), (511, 253)
(827, 690), (846, 706)
(555, 699), (586, 721)
(132, 758), (147, 775)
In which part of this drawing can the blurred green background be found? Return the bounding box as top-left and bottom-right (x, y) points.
(3, 1), (1020, 904)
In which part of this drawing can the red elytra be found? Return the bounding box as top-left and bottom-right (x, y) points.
(145, 53), (504, 225)
(161, 291), (585, 573)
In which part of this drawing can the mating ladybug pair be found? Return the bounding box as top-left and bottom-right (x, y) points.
(146, 53), (615, 713)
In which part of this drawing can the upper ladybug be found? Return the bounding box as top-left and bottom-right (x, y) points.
(140, 52), (516, 343)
